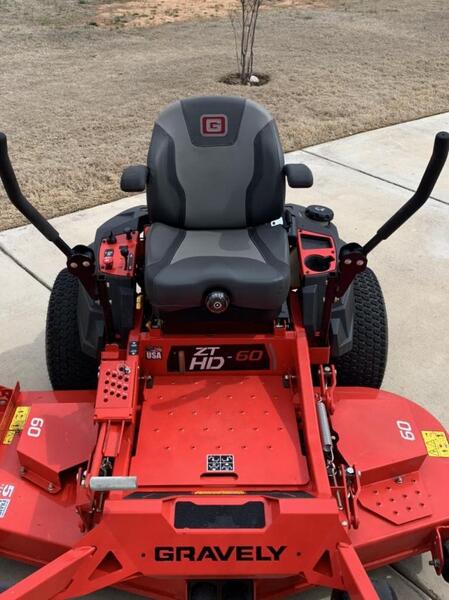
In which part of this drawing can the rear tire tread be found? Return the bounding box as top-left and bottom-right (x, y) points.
(46, 269), (98, 390)
(334, 267), (388, 388)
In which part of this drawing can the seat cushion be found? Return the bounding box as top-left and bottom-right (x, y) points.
(145, 222), (291, 312)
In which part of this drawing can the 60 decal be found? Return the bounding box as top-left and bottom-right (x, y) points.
(27, 417), (44, 438)
(236, 349), (264, 362)
(396, 420), (415, 441)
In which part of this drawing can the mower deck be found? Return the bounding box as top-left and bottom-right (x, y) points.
(1, 355), (449, 599)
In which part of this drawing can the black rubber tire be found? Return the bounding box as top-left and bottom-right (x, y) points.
(330, 579), (398, 600)
(46, 269), (98, 390)
(189, 582), (217, 600)
(334, 267), (388, 388)
(442, 540), (449, 583)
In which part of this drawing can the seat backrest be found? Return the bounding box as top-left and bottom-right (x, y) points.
(148, 96), (285, 230)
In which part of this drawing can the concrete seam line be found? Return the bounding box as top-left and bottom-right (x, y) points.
(302, 150), (449, 208)
(390, 564), (442, 600)
(0, 244), (52, 291)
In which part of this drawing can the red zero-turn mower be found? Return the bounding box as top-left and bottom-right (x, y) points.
(0, 97), (448, 600)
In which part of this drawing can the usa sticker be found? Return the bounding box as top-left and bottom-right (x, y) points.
(146, 346), (163, 360)
(207, 454), (235, 472)
(0, 483), (14, 518)
(201, 114), (228, 137)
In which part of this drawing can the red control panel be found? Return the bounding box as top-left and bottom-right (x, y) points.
(297, 229), (337, 277)
(99, 231), (140, 277)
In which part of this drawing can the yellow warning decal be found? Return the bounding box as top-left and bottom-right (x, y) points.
(422, 431), (449, 458)
(9, 407), (30, 431)
(2, 430), (15, 445)
(2, 406), (30, 445)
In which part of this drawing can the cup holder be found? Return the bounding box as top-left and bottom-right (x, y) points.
(304, 254), (333, 272)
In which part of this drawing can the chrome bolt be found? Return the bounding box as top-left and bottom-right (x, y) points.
(395, 476), (403, 484)
(346, 467), (355, 476)
(341, 520), (348, 527)
(19, 466), (26, 476)
(47, 483), (55, 492)
(82, 260), (91, 268)
(429, 559), (441, 569)
(69, 262), (78, 269)
(344, 258), (352, 265)
(356, 259), (365, 266)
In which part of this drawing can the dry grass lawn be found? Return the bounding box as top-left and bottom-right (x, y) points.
(0, 0), (448, 230)
(95, 0), (326, 28)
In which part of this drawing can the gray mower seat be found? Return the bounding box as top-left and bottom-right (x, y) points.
(145, 222), (290, 312)
(144, 95), (291, 314)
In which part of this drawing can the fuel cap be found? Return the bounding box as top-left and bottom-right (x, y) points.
(305, 205), (334, 223)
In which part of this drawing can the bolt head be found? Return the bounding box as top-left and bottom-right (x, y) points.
(69, 262), (78, 269)
(344, 258), (352, 265)
(356, 259), (365, 266)
(82, 260), (91, 268)
(341, 520), (348, 527)
(429, 559), (441, 568)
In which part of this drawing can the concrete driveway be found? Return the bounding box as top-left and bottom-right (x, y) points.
(0, 113), (448, 599)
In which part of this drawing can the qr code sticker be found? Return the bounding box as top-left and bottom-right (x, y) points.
(207, 454), (234, 472)
(0, 499), (10, 518)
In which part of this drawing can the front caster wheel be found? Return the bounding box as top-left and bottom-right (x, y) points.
(330, 578), (397, 600)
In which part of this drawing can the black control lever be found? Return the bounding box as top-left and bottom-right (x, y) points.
(0, 132), (115, 341)
(0, 133), (73, 257)
(363, 131), (449, 254)
(318, 131), (449, 345)
(0, 132), (97, 290)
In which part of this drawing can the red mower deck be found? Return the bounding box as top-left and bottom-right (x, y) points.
(0, 316), (449, 599)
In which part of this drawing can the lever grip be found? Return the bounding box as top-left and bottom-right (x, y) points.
(364, 131), (449, 254)
(0, 133), (71, 256)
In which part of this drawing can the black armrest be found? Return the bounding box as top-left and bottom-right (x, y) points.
(120, 165), (149, 192)
(284, 163), (313, 188)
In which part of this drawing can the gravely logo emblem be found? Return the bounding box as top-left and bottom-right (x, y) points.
(200, 114), (228, 137)
(155, 545), (287, 562)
